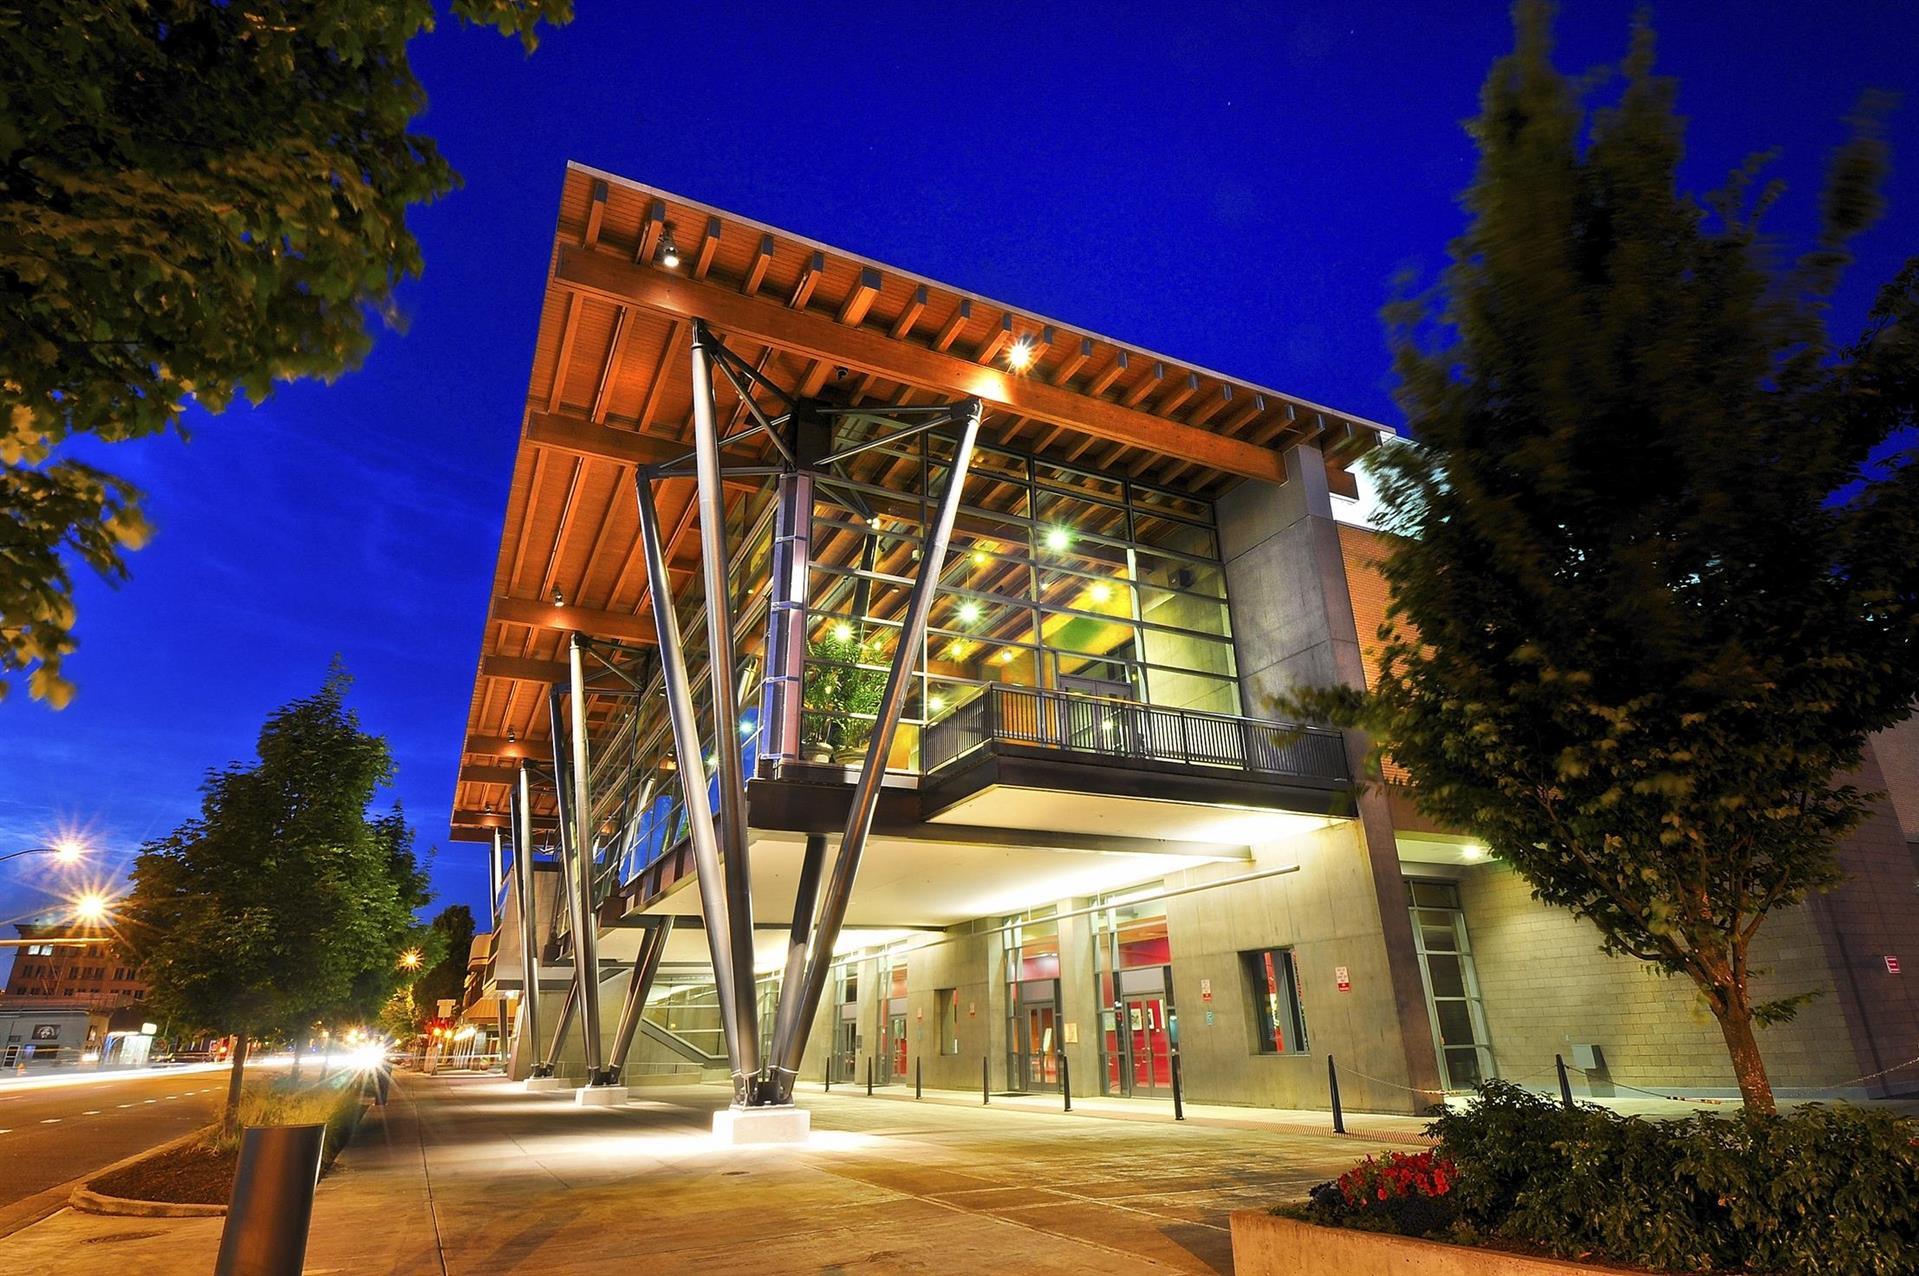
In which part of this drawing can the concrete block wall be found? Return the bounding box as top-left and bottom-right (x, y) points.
(1457, 862), (1856, 1094)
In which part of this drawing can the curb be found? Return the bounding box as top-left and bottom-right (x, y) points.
(68, 1126), (228, 1217)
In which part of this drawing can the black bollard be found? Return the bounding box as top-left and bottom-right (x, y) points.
(914, 1057), (922, 1099)
(1556, 1053), (1575, 1109)
(1059, 1050), (1072, 1112)
(982, 1055), (990, 1105)
(1170, 1050), (1185, 1121)
(374, 1063), (390, 1108)
(866, 1055), (873, 1096)
(824, 1058), (831, 1092)
(1328, 1055), (1345, 1134)
(214, 1123), (327, 1276)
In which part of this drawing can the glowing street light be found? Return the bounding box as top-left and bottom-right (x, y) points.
(399, 948), (424, 971)
(71, 891), (111, 924)
(0, 837), (89, 868)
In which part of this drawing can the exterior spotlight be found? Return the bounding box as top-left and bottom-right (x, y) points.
(658, 225), (681, 269)
(507, 729), (517, 743)
(1006, 337), (1035, 371)
(552, 589), (565, 608)
(832, 621), (855, 643)
(1045, 527), (1072, 552)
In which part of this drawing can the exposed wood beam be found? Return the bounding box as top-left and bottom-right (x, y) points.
(454, 808), (556, 830)
(635, 199), (665, 264)
(691, 217), (722, 280)
(1222, 392), (1268, 434)
(633, 320), (684, 431)
(553, 246), (1293, 484)
(837, 267), (881, 326)
(545, 293), (583, 412)
(1049, 336), (1093, 387)
(583, 179), (609, 248)
(588, 307), (627, 422)
(790, 251), (824, 309)
(523, 412), (768, 495)
(1157, 372), (1200, 417)
(480, 654), (568, 684)
(933, 299), (971, 352)
(889, 285), (928, 339)
(974, 314), (1014, 366)
(463, 735), (544, 762)
(1122, 360), (1165, 408)
(491, 594), (657, 646)
(460, 764), (522, 786)
(1086, 350), (1128, 397)
(1189, 384), (1232, 426)
(742, 234), (774, 296)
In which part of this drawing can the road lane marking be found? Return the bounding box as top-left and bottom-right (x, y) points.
(117, 1103), (133, 1108)
(40, 1118), (60, 1123)
(144, 1099), (156, 1104)
(83, 1109), (101, 1115)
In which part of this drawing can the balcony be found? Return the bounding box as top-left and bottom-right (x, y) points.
(922, 684), (1349, 786)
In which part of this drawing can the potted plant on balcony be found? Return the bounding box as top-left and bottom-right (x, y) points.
(801, 630), (886, 764)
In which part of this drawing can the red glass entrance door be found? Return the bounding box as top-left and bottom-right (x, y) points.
(1126, 997), (1171, 1092)
(1025, 1004), (1058, 1087)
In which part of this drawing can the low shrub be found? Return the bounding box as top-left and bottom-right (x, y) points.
(1298, 1149), (1459, 1238)
(205, 1072), (372, 1166)
(1398, 1080), (1919, 1275)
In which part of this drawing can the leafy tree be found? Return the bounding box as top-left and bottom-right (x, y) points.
(1297, 6), (1919, 1111)
(0, 0), (571, 704)
(416, 904), (477, 1017)
(124, 667), (432, 1128)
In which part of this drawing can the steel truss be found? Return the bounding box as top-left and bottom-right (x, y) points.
(509, 320), (979, 1104)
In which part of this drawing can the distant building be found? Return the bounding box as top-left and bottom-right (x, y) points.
(2, 919), (149, 1008)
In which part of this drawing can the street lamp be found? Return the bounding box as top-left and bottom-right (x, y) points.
(71, 891), (112, 924)
(0, 838), (87, 868)
(399, 948), (423, 971)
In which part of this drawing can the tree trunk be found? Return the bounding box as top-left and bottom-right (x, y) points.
(290, 1034), (303, 1082)
(1710, 992), (1776, 1115)
(223, 1032), (250, 1134)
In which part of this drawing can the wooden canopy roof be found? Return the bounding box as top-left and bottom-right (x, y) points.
(449, 162), (1394, 843)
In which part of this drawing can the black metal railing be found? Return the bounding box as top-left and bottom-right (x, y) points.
(921, 684), (1349, 784)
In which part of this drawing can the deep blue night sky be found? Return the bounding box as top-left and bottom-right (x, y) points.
(4, 2), (1916, 952)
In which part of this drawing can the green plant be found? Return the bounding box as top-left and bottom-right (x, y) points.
(1417, 1081), (1919, 1274)
(1299, 1149), (1459, 1238)
(204, 1074), (369, 1165)
(802, 631), (888, 756)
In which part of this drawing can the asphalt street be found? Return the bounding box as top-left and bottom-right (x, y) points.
(0, 1065), (229, 1237)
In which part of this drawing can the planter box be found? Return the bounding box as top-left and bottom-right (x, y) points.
(1229, 1210), (1643, 1275)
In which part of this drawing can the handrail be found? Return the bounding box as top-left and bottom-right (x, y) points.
(922, 684), (1348, 784)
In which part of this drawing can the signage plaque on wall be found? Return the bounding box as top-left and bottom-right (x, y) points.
(1200, 978), (1213, 1002)
(1335, 966), (1352, 992)
(1888, 956), (1902, 975)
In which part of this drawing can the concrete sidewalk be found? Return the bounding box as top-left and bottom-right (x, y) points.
(2, 1073), (1411, 1273)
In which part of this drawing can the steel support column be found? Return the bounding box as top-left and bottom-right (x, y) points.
(758, 471), (814, 769)
(541, 977), (580, 1075)
(634, 471), (749, 1097)
(551, 660), (609, 1085)
(608, 917), (675, 1074)
(771, 398), (983, 1099)
(511, 765), (548, 1078)
(487, 829), (504, 932)
(767, 833), (828, 1075)
(687, 321), (763, 1100)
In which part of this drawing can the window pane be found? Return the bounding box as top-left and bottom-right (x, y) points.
(1434, 1000), (1476, 1047)
(1425, 953), (1467, 999)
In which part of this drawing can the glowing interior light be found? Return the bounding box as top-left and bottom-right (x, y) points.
(739, 719), (756, 738)
(999, 649), (1017, 663)
(658, 227), (681, 269)
(832, 621), (854, 642)
(1006, 337), (1035, 370)
(971, 549), (990, 566)
(956, 600), (982, 625)
(1088, 582), (1113, 604)
(927, 696), (946, 714)
(1044, 527), (1072, 552)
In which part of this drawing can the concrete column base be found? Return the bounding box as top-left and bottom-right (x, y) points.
(523, 1076), (572, 1093)
(575, 1084), (629, 1107)
(712, 1104), (810, 1145)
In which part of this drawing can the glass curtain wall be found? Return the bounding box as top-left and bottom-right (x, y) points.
(801, 422), (1236, 771)
(1091, 892), (1178, 1097)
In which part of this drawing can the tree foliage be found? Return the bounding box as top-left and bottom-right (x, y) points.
(123, 666), (432, 1120)
(0, 0), (571, 703)
(1296, 5), (1919, 1111)
(416, 903), (477, 1016)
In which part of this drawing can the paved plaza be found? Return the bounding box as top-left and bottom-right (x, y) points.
(2, 1073), (1421, 1273)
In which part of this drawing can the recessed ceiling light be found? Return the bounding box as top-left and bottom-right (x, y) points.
(1006, 337), (1035, 370)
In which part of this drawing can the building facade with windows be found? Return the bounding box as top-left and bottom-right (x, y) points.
(455, 165), (1919, 1114)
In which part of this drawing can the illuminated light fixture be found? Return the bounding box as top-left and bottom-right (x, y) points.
(927, 695), (946, 715)
(399, 948), (424, 971)
(1044, 526), (1072, 552)
(971, 549), (990, 567)
(506, 729), (516, 743)
(1006, 336), (1036, 371)
(832, 621), (855, 642)
(956, 600), (982, 625)
(551, 589), (565, 608)
(998, 649), (1017, 664)
(658, 225), (681, 269)
(72, 892), (110, 924)
(1088, 582), (1113, 604)
(739, 719), (757, 738)
(51, 837), (86, 865)
(1461, 844), (1489, 862)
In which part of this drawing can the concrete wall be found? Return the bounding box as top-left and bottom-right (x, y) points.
(1457, 861), (1858, 1095)
(1870, 716), (1919, 849)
